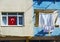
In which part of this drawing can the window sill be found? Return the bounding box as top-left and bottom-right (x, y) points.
(1, 25), (24, 27)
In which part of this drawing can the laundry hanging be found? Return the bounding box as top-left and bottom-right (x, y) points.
(39, 13), (54, 32)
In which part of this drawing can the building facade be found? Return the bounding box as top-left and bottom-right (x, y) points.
(0, 0), (33, 36)
(0, 0), (60, 42)
(0, 0), (60, 37)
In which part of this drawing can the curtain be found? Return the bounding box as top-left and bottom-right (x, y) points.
(8, 16), (17, 25)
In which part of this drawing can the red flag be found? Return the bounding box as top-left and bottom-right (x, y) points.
(8, 16), (17, 25)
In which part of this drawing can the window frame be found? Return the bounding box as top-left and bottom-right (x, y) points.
(1, 12), (24, 26)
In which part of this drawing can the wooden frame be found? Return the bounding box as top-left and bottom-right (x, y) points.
(34, 9), (54, 13)
(34, 9), (59, 27)
(34, 9), (54, 27)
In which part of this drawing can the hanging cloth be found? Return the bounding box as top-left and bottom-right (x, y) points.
(39, 13), (54, 32)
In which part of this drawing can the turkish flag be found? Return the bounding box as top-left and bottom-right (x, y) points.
(8, 16), (17, 25)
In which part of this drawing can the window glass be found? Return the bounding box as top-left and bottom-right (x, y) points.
(2, 12), (7, 15)
(8, 12), (17, 15)
(2, 17), (7, 25)
(19, 17), (23, 25)
(18, 12), (24, 15)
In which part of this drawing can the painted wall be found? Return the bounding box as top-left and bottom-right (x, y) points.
(0, 0), (33, 36)
(33, 0), (60, 36)
(33, 0), (60, 9)
(34, 27), (60, 36)
(33, 11), (60, 36)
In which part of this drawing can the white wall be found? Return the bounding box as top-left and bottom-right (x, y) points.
(0, 0), (33, 36)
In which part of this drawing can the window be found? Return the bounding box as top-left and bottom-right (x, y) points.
(1, 12), (24, 26)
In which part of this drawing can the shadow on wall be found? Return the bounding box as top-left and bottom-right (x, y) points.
(33, 0), (60, 5)
(33, 0), (60, 2)
(35, 30), (51, 36)
(58, 33), (60, 36)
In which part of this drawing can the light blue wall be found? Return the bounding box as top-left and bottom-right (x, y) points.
(34, 27), (60, 36)
(33, 0), (60, 36)
(33, 1), (60, 9)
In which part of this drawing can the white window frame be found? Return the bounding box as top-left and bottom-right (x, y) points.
(1, 12), (24, 26)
